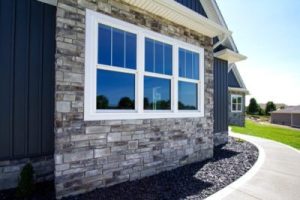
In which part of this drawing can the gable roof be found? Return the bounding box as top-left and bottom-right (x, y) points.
(200, 0), (238, 52)
(272, 106), (300, 114)
(228, 64), (249, 94)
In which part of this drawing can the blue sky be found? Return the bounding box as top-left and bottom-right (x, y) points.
(216, 0), (300, 106)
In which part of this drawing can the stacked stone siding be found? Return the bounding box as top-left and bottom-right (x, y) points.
(228, 91), (246, 127)
(0, 156), (53, 190)
(55, 0), (214, 198)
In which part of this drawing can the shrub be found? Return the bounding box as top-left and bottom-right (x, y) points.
(16, 163), (35, 198)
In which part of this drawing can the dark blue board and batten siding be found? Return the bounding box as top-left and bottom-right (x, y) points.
(213, 58), (228, 133)
(175, 0), (208, 17)
(0, 0), (56, 160)
(228, 70), (241, 88)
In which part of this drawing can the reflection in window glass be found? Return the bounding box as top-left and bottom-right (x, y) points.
(98, 24), (136, 69)
(178, 81), (197, 110)
(97, 69), (135, 110)
(145, 38), (172, 75)
(144, 77), (171, 110)
(178, 48), (200, 80)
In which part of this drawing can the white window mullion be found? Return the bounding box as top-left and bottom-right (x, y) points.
(137, 33), (145, 113)
(173, 44), (179, 113)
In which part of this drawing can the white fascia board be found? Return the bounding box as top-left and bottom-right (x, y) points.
(122, 0), (231, 38)
(200, 0), (238, 52)
(37, 0), (57, 6)
(229, 87), (249, 95)
(214, 49), (247, 63)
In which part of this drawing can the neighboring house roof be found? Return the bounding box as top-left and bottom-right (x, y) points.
(271, 106), (300, 114)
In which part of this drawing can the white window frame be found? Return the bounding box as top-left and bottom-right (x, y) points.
(231, 94), (243, 113)
(84, 9), (205, 120)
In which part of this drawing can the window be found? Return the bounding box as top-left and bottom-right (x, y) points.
(85, 10), (205, 120)
(231, 95), (243, 112)
(178, 81), (197, 110)
(144, 77), (171, 110)
(145, 38), (172, 75)
(97, 70), (135, 110)
(178, 48), (200, 110)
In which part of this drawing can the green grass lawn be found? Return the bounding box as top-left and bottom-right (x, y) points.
(231, 119), (300, 149)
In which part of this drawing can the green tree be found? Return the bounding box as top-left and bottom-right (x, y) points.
(118, 97), (134, 109)
(247, 98), (260, 114)
(97, 95), (109, 109)
(265, 101), (277, 115)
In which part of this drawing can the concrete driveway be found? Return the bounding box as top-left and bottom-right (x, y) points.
(206, 132), (300, 200)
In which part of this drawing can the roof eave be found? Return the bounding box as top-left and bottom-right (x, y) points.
(122, 0), (231, 38)
(214, 49), (247, 63)
(229, 87), (249, 95)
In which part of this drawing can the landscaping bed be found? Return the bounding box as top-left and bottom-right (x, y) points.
(0, 137), (258, 200)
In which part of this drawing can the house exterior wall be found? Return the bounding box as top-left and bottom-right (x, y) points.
(213, 58), (228, 146)
(228, 91), (246, 127)
(0, 156), (53, 190)
(0, 0), (56, 190)
(55, 0), (214, 198)
(271, 113), (292, 126)
(292, 114), (300, 128)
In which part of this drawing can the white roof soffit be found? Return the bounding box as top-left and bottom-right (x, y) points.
(122, 0), (231, 38)
(214, 49), (247, 63)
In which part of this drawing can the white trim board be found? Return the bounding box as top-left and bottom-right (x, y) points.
(84, 9), (205, 121)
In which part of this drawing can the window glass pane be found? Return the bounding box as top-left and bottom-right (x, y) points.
(144, 77), (171, 110)
(97, 69), (135, 110)
(178, 81), (197, 110)
(238, 104), (242, 111)
(155, 41), (164, 74)
(232, 97), (237, 104)
(179, 48), (185, 77)
(193, 53), (199, 80)
(98, 24), (111, 65)
(164, 44), (172, 75)
(186, 51), (193, 79)
(112, 28), (124, 68)
(125, 32), (136, 69)
(238, 97), (242, 104)
(145, 38), (154, 73)
(232, 104), (236, 111)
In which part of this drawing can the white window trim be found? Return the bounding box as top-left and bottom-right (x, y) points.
(231, 94), (243, 113)
(84, 9), (205, 121)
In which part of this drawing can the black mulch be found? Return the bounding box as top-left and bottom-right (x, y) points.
(0, 137), (258, 200)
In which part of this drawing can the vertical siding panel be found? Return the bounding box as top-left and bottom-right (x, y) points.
(213, 58), (228, 133)
(13, 0), (30, 157)
(42, 5), (55, 154)
(0, 0), (15, 159)
(28, 1), (43, 156)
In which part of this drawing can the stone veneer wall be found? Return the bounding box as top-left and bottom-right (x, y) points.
(228, 91), (246, 127)
(214, 131), (228, 146)
(55, 0), (214, 198)
(0, 156), (53, 190)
